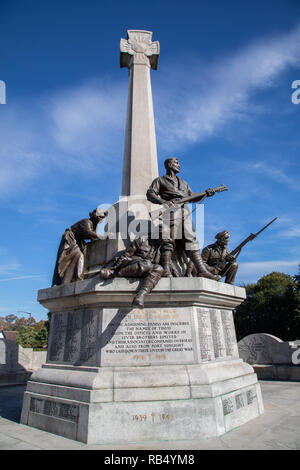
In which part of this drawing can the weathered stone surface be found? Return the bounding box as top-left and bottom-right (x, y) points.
(0, 339), (46, 386)
(238, 333), (300, 365)
(21, 360), (263, 444)
(253, 364), (300, 381)
(21, 277), (264, 444)
(37, 277), (246, 311)
(120, 30), (159, 197)
(44, 304), (241, 368)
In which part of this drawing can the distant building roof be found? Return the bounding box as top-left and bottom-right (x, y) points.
(3, 331), (17, 342)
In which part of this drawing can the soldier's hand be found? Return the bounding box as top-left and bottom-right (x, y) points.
(226, 254), (235, 263)
(206, 188), (215, 197)
(165, 200), (176, 208)
(172, 198), (183, 205)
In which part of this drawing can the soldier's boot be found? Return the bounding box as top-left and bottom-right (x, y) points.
(160, 251), (173, 277)
(132, 265), (164, 308)
(186, 250), (221, 281)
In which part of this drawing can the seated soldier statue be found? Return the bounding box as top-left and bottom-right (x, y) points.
(201, 230), (238, 285)
(99, 236), (164, 308)
(52, 207), (107, 286)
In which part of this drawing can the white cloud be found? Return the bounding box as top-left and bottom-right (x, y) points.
(0, 274), (45, 282)
(0, 263), (20, 275)
(1, 24), (300, 197)
(0, 275), (44, 282)
(250, 162), (300, 191)
(237, 259), (299, 284)
(48, 79), (126, 170)
(279, 225), (300, 238)
(0, 105), (43, 195)
(155, 23), (300, 148)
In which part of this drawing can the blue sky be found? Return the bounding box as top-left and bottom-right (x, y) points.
(0, 0), (299, 321)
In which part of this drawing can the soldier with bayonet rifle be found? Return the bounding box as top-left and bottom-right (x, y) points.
(146, 156), (227, 279)
(201, 218), (277, 285)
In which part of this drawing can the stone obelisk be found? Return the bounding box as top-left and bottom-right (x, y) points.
(85, 30), (161, 272)
(120, 30), (159, 197)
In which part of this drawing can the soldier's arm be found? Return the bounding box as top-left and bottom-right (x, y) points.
(113, 242), (137, 267)
(74, 219), (100, 242)
(225, 248), (235, 263)
(146, 178), (167, 205)
(201, 246), (210, 264)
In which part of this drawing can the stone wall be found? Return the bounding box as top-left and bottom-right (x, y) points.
(0, 339), (47, 386)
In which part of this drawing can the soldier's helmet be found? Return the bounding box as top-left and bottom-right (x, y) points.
(215, 230), (230, 240)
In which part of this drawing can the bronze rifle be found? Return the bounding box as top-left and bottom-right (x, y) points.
(150, 184), (228, 220)
(229, 217), (278, 260)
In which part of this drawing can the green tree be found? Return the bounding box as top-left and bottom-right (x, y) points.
(15, 325), (48, 349)
(15, 326), (37, 348)
(234, 271), (300, 341)
(34, 327), (48, 349)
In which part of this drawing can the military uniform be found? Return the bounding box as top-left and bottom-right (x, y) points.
(52, 218), (99, 286)
(201, 242), (238, 285)
(99, 237), (164, 308)
(146, 175), (199, 252)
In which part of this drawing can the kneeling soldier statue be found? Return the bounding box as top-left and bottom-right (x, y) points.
(99, 237), (164, 308)
(201, 230), (238, 285)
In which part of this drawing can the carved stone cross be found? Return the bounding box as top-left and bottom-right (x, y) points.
(120, 30), (160, 197)
(120, 30), (160, 70)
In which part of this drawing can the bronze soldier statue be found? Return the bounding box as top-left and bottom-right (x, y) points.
(52, 208), (107, 286)
(99, 237), (164, 308)
(146, 156), (221, 280)
(201, 230), (238, 285)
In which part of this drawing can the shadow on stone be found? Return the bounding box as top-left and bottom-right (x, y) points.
(0, 384), (26, 423)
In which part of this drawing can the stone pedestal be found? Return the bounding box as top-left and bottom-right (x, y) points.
(21, 278), (264, 444)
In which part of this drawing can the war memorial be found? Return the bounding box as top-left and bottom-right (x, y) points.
(20, 30), (265, 445)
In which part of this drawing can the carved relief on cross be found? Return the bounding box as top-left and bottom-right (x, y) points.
(120, 30), (160, 69)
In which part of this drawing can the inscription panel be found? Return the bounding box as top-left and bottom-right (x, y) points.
(222, 397), (235, 415)
(210, 310), (227, 358)
(196, 308), (215, 361)
(30, 397), (79, 423)
(79, 309), (101, 366)
(64, 310), (83, 363)
(221, 310), (239, 357)
(222, 385), (258, 417)
(101, 307), (196, 366)
(48, 313), (68, 362)
(48, 309), (102, 366)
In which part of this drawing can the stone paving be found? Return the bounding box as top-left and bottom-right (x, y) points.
(0, 380), (299, 450)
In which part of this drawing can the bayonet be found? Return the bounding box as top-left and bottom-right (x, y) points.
(230, 217), (278, 259)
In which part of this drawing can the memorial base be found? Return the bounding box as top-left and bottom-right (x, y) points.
(21, 277), (264, 444)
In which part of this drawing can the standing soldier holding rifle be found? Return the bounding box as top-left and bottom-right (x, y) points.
(146, 156), (226, 279)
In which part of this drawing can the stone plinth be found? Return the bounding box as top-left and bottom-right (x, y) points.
(21, 278), (264, 444)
